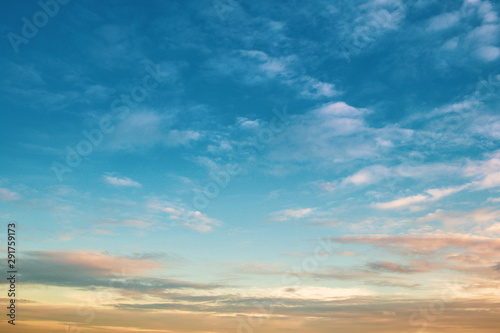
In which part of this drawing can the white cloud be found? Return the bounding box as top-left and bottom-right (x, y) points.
(425, 186), (466, 200)
(325, 162), (461, 192)
(475, 171), (500, 189)
(465, 150), (500, 189)
(427, 12), (460, 31)
(236, 117), (260, 129)
(315, 102), (367, 117)
(264, 101), (412, 169)
(208, 50), (338, 99)
(165, 130), (202, 147)
(425, 0), (500, 64)
(105, 110), (204, 151)
(103, 174), (141, 187)
(374, 194), (428, 210)
(108, 111), (167, 150)
(148, 200), (220, 232)
(272, 208), (315, 221)
(336, 0), (406, 60)
(100, 218), (151, 228)
(0, 188), (20, 201)
(300, 77), (338, 98)
(476, 45), (500, 61)
(342, 165), (390, 186)
(374, 185), (467, 210)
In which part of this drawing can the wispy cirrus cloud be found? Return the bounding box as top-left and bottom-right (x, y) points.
(366, 260), (427, 274)
(416, 207), (500, 235)
(264, 101), (412, 170)
(98, 217), (151, 228)
(465, 150), (500, 189)
(271, 207), (316, 221)
(103, 174), (142, 187)
(327, 234), (500, 258)
(148, 199), (221, 232)
(373, 184), (469, 210)
(206, 49), (339, 99)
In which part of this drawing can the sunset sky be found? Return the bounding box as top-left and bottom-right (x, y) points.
(1, 0), (500, 332)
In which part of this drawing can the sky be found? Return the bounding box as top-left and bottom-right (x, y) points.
(1, 0), (500, 332)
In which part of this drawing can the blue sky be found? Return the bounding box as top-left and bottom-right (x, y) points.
(1, 0), (500, 332)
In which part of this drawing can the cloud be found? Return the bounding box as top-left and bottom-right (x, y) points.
(321, 162), (462, 192)
(16, 293), (500, 333)
(453, 0), (500, 62)
(265, 101), (412, 168)
(0, 187), (20, 201)
(317, 181), (336, 192)
(374, 185), (468, 210)
(336, 0), (406, 60)
(367, 261), (423, 274)
(477, 45), (500, 61)
(299, 76), (338, 98)
(207, 50), (338, 99)
(327, 234), (500, 258)
(426, 11), (461, 32)
(465, 150), (500, 189)
(99, 218), (151, 228)
(20, 250), (218, 292)
(416, 208), (500, 235)
(338, 251), (357, 256)
(342, 165), (390, 186)
(374, 194), (429, 210)
(107, 111), (167, 150)
(236, 117), (260, 129)
(165, 129), (202, 147)
(103, 174), (141, 187)
(272, 286), (374, 300)
(148, 200), (221, 232)
(271, 208), (315, 221)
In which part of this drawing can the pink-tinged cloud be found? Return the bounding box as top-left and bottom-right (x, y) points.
(327, 234), (500, 258)
(35, 250), (163, 274)
(367, 261), (422, 274)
